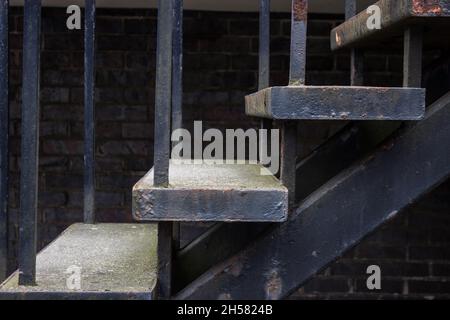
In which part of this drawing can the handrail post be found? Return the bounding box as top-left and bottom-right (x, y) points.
(155, 0), (175, 299)
(0, 0), (9, 282)
(18, 0), (42, 286)
(259, 0), (272, 165)
(281, 0), (309, 207)
(345, 0), (364, 86)
(84, 0), (96, 224)
(171, 0), (183, 251)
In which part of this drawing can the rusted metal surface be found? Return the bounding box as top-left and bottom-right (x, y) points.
(292, 0), (308, 21)
(176, 92), (450, 300)
(245, 85), (425, 120)
(0, 224), (158, 300)
(289, 0), (307, 85)
(173, 56), (448, 296)
(331, 0), (450, 51)
(133, 162), (288, 222)
(412, 0), (449, 14)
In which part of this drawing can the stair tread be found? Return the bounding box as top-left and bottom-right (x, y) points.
(245, 85), (425, 120)
(0, 223), (157, 299)
(133, 162), (288, 222)
(331, 0), (450, 51)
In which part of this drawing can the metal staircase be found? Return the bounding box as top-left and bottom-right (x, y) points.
(0, 0), (158, 299)
(0, 0), (449, 300)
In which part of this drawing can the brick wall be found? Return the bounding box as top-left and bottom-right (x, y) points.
(4, 7), (450, 298)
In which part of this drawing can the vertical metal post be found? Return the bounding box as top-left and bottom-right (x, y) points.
(280, 121), (297, 206)
(259, 0), (270, 91)
(157, 221), (173, 299)
(0, 0), (9, 282)
(289, 0), (307, 85)
(154, 0), (173, 187)
(171, 0), (183, 250)
(172, 0), (183, 136)
(345, 0), (363, 86)
(155, 0), (174, 299)
(259, 0), (272, 163)
(18, 0), (41, 286)
(281, 0), (308, 206)
(403, 26), (423, 88)
(84, 0), (96, 224)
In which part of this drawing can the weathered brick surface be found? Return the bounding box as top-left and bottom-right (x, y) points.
(4, 8), (449, 299)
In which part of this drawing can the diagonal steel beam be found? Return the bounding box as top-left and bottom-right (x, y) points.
(176, 92), (450, 300)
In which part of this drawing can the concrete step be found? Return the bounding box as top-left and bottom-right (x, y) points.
(133, 162), (288, 222)
(0, 223), (158, 300)
(245, 85), (425, 120)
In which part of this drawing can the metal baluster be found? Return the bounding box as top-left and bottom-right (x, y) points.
(289, 0), (307, 86)
(345, 0), (363, 86)
(18, 0), (42, 286)
(259, 0), (272, 163)
(171, 0), (183, 250)
(84, 0), (96, 224)
(281, 0), (308, 206)
(155, 0), (175, 299)
(154, 0), (173, 188)
(0, 0), (9, 282)
(259, 0), (270, 91)
(172, 0), (183, 137)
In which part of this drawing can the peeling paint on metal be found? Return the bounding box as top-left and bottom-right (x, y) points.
(292, 0), (308, 21)
(265, 269), (282, 300)
(412, 0), (443, 14)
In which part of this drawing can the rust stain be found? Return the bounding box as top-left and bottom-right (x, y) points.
(412, 0), (443, 15)
(265, 269), (282, 300)
(293, 0), (308, 21)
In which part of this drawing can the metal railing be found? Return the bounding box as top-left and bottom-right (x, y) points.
(0, 0), (9, 283)
(0, 0), (97, 286)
